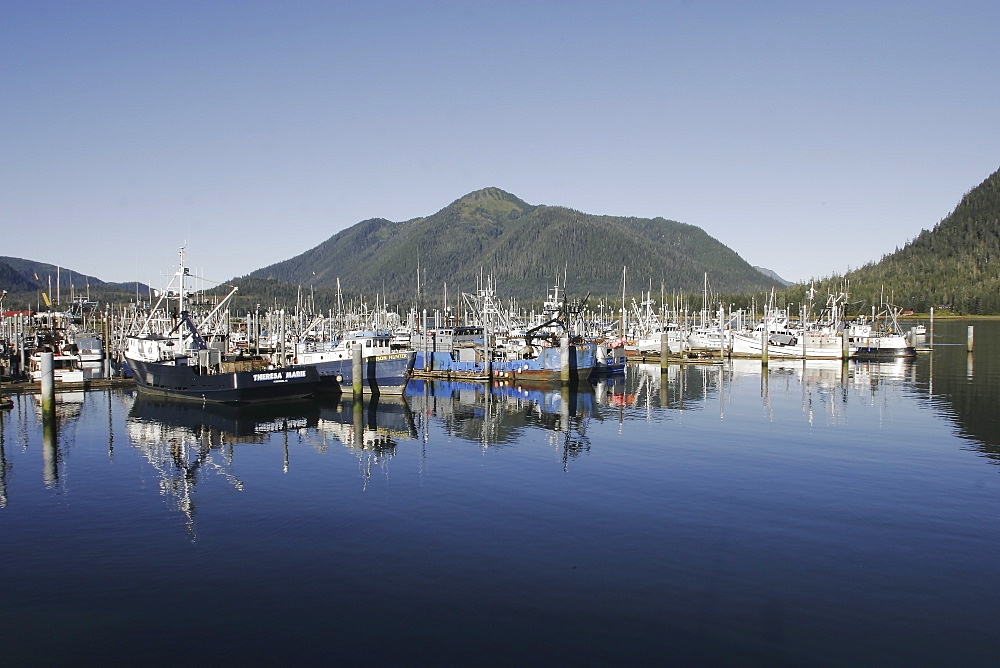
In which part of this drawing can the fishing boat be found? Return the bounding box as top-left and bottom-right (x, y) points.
(847, 319), (916, 359)
(730, 329), (845, 360)
(24, 311), (106, 383)
(907, 323), (928, 345)
(294, 331), (415, 395)
(410, 326), (490, 379)
(412, 332), (596, 383)
(729, 290), (854, 360)
(491, 337), (597, 384)
(838, 296), (916, 360)
(591, 339), (627, 374)
(125, 332), (320, 404)
(124, 249), (320, 404)
(687, 325), (728, 353)
(412, 285), (596, 383)
(624, 294), (686, 356)
(730, 308), (845, 360)
(494, 284), (596, 382)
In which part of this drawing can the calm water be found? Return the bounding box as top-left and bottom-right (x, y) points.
(2, 320), (999, 665)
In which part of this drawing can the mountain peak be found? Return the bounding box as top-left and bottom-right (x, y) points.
(440, 187), (534, 221)
(458, 187), (522, 204)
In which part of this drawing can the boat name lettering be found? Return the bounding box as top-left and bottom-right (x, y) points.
(252, 370), (307, 382)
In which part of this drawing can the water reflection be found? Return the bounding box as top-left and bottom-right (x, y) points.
(128, 394), (321, 447)
(4, 320), (996, 516)
(405, 361), (911, 436)
(5, 321), (1000, 665)
(111, 321), (1000, 525)
(127, 396), (321, 537)
(126, 393), (419, 532)
(625, 362), (724, 412)
(916, 319), (1000, 459)
(0, 406), (9, 507)
(311, 395), (417, 488)
(32, 390), (87, 421)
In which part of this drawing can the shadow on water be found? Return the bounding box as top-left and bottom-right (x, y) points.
(914, 319), (1000, 459)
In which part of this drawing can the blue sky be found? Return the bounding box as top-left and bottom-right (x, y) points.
(3, 1), (998, 290)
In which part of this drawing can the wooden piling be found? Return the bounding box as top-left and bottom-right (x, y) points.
(39, 352), (55, 414)
(660, 332), (669, 372)
(560, 336), (570, 383)
(352, 345), (363, 399)
(929, 307), (934, 350)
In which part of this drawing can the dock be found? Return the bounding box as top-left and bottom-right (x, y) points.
(0, 377), (135, 396)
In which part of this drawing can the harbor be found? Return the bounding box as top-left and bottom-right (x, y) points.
(5, 3), (997, 664)
(1, 319), (997, 664)
(2, 259), (931, 409)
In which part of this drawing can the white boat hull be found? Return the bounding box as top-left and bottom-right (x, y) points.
(731, 332), (845, 359)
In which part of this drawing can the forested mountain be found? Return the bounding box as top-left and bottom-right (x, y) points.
(8, 171), (1000, 315)
(782, 167), (1000, 314)
(248, 187), (775, 307)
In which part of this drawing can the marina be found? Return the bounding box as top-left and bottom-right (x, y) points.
(2, 255), (930, 407)
(6, 4), (998, 664)
(1, 319), (998, 663)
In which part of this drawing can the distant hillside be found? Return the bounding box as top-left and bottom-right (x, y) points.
(11, 170), (1000, 314)
(0, 256), (148, 310)
(754, 267), (792, 287)
(782, 166), (1000, 314)
(249, 187), (775, 307)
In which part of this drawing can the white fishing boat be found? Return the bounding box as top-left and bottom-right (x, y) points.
(730, 306), (845, 360)
(687, 325), (728, 353)
(847, 320), (916, 359)
(26, 311), (104, 383)
(625, 294), (685, 355)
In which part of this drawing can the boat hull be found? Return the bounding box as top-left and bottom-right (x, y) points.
(850, 335), (917, 360)
(306, 351), (415, 395)
(592, 342), (627, 374)
(730, 332), (845, 360)
(493, 343), (597, 382)
(127, 358), (321, 404)
(413, 344), (596, 382)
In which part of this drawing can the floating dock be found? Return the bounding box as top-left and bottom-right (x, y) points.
(0, 377), (135, 395)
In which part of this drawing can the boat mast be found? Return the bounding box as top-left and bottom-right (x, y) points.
(703, 272), (708, 328)
(177, 246), (186, 317)
(176, 246), (188, 352)
(620, 265), (626, 339)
